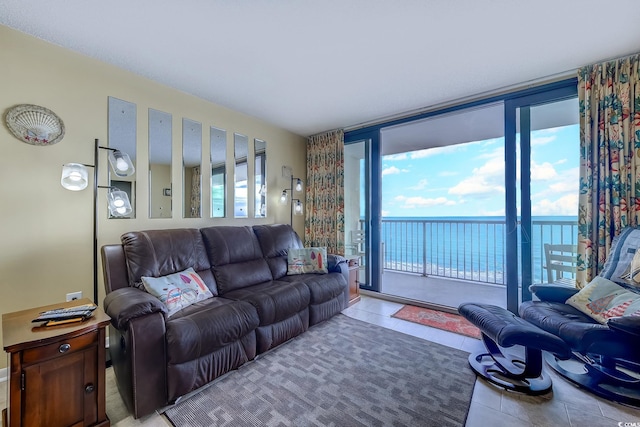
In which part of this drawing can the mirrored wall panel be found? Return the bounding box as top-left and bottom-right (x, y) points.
(234, 133), (248, 218)
(254, 139), (267, 218)
(183, 118), (202, 218)
(108, 96), (137, 219)
(210, 127), (227, 218)
(149, 109), (173, 218)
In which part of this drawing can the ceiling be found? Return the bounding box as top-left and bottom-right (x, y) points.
(1, 1), (639, 137)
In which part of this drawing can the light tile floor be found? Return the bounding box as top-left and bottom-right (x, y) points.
(2, 295), (639, 426)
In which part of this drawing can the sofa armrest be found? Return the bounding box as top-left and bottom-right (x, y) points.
(104, 287), (167, 330)
(608, 316), (640, 337)
(529, 284), (579, 303)
(327, 254), (346, 273)
(327, 254), (349, 309)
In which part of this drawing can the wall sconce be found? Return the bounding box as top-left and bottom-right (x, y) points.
(61, 138), (135, 303)
(280, 170), (304, 224)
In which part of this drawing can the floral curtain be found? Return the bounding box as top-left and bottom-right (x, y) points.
(305, 129), (345, 254)
(576, 54), (640, 288)
(190, 166), (201, 218)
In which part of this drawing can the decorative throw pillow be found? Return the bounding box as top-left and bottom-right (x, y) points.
(141, 267), (214, 317)
(287, 247), (328, 275)
(566, 276), (640, 323)
(600, 226), (640, 285)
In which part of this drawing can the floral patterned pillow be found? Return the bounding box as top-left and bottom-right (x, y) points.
(566, 276), (640, 324)
(141, 267), (214, 317)
(287, 247), (328, 275)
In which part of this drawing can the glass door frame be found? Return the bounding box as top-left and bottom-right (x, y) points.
(504, 85), (578, 312)
(345, 78), (578, 306)
(343, 132), (381, 292)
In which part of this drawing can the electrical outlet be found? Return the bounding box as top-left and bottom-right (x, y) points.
(66, 291), (82, 301)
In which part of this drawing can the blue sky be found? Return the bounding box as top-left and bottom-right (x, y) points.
(380, 125), (579, 217)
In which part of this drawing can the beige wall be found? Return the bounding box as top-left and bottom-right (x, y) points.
(0, 26), (307, 370)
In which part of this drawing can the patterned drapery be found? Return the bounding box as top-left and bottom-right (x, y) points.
(305, 129), (345, 254)
(576, 54), (640, 288)
(191, 166), (201, 218)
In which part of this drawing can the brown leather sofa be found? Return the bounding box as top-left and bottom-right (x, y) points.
(101, 224), (349, 418)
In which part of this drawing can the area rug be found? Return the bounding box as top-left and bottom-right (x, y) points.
(164, 314), (475, 427)
(392, 305), (482, 339)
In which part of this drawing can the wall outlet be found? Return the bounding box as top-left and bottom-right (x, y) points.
(66, 291), (82, 301)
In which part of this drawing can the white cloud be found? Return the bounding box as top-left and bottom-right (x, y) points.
(532, 194), (579, 216)
(533, 167), (579, 199)
(531, 161), (558, 181)
(395, 195), (456, 208)
(448, 151), (505, 197)
(382, 166), (405, 176)
(408, 179), (429, 190)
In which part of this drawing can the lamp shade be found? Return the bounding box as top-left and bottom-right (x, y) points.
(294, 178), (303, 192)
(61, 163), (89, 191)
(293, 200), (303, 215)
(280, 190), (288, 204)
(106, 188), (133, 217)
(108, 150), (135, 177)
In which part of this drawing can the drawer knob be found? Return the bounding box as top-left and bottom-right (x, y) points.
(85, 384), (95, 394)
(59, 343), (71, 353)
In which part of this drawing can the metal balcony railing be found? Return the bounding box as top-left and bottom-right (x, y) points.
(362, 218), (578, 285)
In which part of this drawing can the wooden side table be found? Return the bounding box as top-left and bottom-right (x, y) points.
(346, 255), (361, 306)
(3, 298), (111, 427)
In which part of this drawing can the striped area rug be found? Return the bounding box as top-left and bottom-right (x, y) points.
(164, 314), (475, 427)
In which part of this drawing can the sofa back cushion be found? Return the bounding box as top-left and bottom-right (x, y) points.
(121, 228), (217, 294)
(201, 225), (273, 293)
(253, 224), (304, 279)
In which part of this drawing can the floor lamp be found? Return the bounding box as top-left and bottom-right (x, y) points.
(280, 174), (304, 224)
(61, 138), (134, 303)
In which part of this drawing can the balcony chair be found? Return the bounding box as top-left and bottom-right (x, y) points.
(543, 243), (577, 286)
(346, 229), (366, 265)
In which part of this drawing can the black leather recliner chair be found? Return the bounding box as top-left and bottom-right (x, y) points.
(519, 284), (640, 406)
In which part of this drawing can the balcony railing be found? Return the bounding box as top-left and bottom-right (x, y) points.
(369, 217), (578, 285)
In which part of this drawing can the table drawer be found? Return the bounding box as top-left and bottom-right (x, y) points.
(22, 330), (97, 364)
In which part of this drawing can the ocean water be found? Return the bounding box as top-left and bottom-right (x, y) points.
(379, 216), (578, 285)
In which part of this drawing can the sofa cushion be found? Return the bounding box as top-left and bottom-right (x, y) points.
(142, 268), (214, 317)
(279, 272), (347, 304)
(201, 226), (273, 293)
(223, 281), (310, 326)
(121, 228), (216, 293)
(253, 224), (303, 279)
(166, 298), (259, 364)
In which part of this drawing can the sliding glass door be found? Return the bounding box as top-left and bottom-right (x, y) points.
(345, 79), (578, 312)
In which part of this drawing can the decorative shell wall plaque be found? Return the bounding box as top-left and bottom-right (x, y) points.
(4, 104), (65, 146)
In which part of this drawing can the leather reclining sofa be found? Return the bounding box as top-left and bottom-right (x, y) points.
(101, 224), (349, 418)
